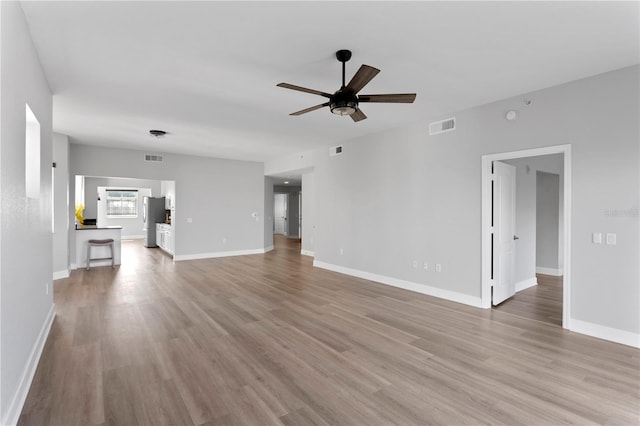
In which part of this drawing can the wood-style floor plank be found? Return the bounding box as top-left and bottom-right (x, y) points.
(494, 273), (563, 326)
(18, 236), (640, 425)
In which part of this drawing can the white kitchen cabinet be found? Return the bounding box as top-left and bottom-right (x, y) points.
(166, 229), (173, 255)
(155, 223), (173, 256)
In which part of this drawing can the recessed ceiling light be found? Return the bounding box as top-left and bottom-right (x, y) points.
(149, 129), (167, 137)
(284, 181), (289, 184)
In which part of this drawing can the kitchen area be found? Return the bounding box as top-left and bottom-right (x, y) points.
(144, 180), (175, 256)
(74, 176), (176, 268)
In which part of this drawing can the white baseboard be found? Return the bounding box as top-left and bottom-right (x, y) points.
(2, 304), (56, 426)
(515, 277), (538, 292)
(313, 261), (483, 308)
(301, 249), (315, 257)
(536, 267), (563, 276)
(174, 248), (269, 262)
(569, 318), (640, 348)
(52, 270), (70, 280)
(264, 245), (274, 253)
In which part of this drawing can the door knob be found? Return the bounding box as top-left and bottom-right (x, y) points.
(513, 235), (519, 240)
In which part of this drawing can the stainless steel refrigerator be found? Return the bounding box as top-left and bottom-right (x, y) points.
(143, 196), (166, 247)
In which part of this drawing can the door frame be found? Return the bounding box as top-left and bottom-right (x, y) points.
(481, 144), (572, 328)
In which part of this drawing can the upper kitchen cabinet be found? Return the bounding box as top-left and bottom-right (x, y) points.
(161, 180), (175, 210)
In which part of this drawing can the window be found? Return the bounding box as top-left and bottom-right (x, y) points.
(25, 104), (41, 199)
(106, 190), (138, 217)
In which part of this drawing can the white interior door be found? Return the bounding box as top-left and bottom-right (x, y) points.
(493, 161), (517, 305)
(274, 193), (287, 235)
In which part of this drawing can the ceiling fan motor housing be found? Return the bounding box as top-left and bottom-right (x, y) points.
(330, 89), (358, 116)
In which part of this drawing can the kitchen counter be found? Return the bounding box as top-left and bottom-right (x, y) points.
(75, 226), (122, 268)
(76, 225), (123, 230)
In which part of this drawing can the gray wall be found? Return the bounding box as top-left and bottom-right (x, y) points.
(263, 177), (274, 249)
(68, 144), (265, 260)
(301, 172), (316, 255)
(267, 65), (639, 336)
(0, 2), (54, 423)
(53, 134), (70, 276)
(537, 171), (560, 270)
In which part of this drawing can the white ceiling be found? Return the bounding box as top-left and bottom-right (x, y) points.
(20, 1), (639, 162)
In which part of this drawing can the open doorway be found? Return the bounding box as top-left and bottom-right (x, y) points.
(273, 185), (301, 239)
(492, 157), (564, 326)
(71, 175), (176, 269)
(265, 171), (313, 256)
(481, 145), (571, 328)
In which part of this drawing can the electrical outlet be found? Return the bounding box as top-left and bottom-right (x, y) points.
(423, 262), (429, 270)
(436, 264), (442, 272)
(339, 248), (344, 255)
(592, 232), (602, 244)
(606, 233), (616, 245)
(412, 260), (418, 268)
(222, 237), (227, 244)
(186, 217), (193, 223)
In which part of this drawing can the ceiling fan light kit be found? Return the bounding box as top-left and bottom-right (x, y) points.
(277, 49), (416, 122)
(330, 95), (358, 116)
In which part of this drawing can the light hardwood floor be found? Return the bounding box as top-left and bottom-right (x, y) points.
(493, 274), (563, 327)
(19, 236), (640, 425)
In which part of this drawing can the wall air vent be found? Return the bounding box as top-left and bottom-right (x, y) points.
(429, 117), (456, 136)
(144, 154), (163, 162)
(329, 145), (343, 157)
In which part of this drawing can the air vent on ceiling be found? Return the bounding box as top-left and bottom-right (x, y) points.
(429, 117), (456, 136)
(329, 145), (343, 157)
(144, 154), (163, 162)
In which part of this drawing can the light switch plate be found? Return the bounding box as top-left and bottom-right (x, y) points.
(592, 232), (602, 244)
(606, 233), (616, 245)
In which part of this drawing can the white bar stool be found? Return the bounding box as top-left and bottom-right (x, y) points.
(86, 238), (115, 270)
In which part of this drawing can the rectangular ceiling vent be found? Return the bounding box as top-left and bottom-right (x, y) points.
(429, 117), (456, 136)
(329, 145), (343, 157)
(144, 154), (163, 162)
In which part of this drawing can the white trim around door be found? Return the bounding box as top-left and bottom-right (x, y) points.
(481, 144), (572, 329)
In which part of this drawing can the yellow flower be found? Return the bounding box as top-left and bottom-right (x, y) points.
(75, 204), (84, 225)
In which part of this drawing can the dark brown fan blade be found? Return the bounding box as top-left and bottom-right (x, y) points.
(277, 83), (332, 98)
(350, 109), (367, 122)
(358, 93), (417, 103)
(346, 65), (380, 94)
(290, 102), (330, 116)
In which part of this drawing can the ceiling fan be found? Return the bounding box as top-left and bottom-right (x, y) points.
(277, 49), (416, 122)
